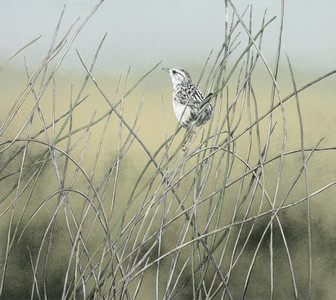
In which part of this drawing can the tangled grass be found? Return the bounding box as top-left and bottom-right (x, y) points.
(0, 1), (335, 299)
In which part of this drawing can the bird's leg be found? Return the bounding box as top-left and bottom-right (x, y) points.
(182, 129), (196, 151)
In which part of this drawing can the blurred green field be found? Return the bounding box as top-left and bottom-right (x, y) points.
(1, 60), (335, 299)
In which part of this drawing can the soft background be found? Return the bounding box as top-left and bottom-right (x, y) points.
(0, 0), (335, 299)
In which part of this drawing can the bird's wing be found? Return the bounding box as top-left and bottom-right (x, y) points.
(193, 88), (205, 104)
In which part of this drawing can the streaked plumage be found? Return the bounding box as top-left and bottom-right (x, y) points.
(163, 68), (213, 128)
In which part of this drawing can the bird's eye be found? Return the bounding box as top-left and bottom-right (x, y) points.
(172, 70), (176, 75)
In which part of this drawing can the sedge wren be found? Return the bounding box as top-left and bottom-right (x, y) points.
(163, 68), (213, 129)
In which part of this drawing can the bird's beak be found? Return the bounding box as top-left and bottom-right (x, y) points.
(162, 68), (169, 72)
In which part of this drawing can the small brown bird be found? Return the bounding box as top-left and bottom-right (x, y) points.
(163, 68), (213, 129)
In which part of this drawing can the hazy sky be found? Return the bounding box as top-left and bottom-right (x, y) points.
(1, 0), (335, 73)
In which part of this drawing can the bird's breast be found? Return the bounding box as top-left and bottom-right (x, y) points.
(172, 99), (194, 127)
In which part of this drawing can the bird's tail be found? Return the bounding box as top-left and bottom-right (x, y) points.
(200, 92), (213, 109)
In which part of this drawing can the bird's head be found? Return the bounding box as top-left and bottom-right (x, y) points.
(162, 68), (192, 88)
